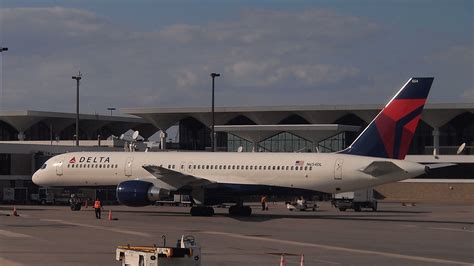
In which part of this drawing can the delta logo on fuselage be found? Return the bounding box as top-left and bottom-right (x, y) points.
(69, 156), (111, 164)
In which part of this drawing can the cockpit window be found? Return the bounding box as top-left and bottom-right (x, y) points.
(40, 164), (47, 170)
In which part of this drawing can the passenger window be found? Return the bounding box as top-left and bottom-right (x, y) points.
(237, 166), (240, 170)
(286, 166), (289, 170)
(291, 166), (294, 170)
(263, 166), (266, 170)
(99, 164), (102, 168)
(304, 166), (308, 171)
(295, 166), (299, 170)
(246, 166), (249, 170)
(272, 166), (276, 170)
(309, 166), (312, 171)
(168, 165), (171, 169)
(206, 165), (209, 169)
(232, 165), (235, 170)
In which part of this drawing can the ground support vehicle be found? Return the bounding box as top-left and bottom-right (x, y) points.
(286, 200), (318, 211)
(332, 188), (377, 212)
(155, 194), (193, 207)
(116, 235), (201, 266)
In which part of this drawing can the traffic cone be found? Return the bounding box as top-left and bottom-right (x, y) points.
(300, 254), (304, 266)
(12, 206), (19, 216)
(280, 254), (286, 266)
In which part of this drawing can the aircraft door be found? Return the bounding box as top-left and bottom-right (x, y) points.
(125, 157), (133, 176)
(56, 160), (63, 176)
(334, 159), (343, 180)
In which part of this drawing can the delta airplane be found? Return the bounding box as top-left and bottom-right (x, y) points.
(33, 77), (434, 216)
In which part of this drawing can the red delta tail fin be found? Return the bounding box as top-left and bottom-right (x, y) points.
(340, 77), (434, 159)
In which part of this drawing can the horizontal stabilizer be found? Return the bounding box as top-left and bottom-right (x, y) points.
(360, 161), (405, 177)
(142, 165), (211, 189)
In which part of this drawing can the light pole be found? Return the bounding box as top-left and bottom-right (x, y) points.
(107, 107), (116, 116)
(72, 72), (82, 146)
(0, 47), (8, 112)
(210, 72), (220, 152)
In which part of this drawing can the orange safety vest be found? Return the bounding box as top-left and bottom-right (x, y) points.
(94, 200), (101, 209)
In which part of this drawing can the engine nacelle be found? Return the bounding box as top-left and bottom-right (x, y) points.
(116, 180), (170, 207)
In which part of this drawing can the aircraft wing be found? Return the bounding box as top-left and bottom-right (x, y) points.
(141, 165), (213, 190)
(359, 161), (405, 177)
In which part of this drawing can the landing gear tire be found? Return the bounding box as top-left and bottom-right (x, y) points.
(70, 203), (81, 211)
(228, 205), (252, 217)
(372, 202), (378, 212)
(190, 206), (214, 216)
(354, 204), (362, 212)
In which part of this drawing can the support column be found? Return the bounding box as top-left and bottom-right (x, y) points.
(432, 127), (440, 156)
(160, 131), (167, 150)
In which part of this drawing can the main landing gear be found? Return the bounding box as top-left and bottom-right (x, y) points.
(190, 206), (215, 216)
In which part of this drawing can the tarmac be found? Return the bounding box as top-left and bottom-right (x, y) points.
(0, 202), (473, 266)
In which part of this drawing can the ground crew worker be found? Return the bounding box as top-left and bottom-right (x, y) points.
(261, 195), (268, 211)
(94, 198), (102, 219)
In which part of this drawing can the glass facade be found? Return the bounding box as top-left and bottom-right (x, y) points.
(259, 132), (312, 152)
(0, 121), (17, 141)
(227, 134), (253, 152)
(227, 131), (350, 153)
(317, 132), (347, 153)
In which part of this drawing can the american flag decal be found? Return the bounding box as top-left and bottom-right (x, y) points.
(69, 157), (76, 164)
(295, 160), (304, 166)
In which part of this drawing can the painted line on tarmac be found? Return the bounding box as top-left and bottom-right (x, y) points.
(0, 257), (23, 266)
(0, 229), (32, 238)
(202, 231), (472, 265)
(40, 219), (151, 237)
(402, 224), (473, 234)
(429, 227), (474, 233)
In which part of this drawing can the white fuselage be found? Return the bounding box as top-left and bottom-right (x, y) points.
(33, 151), (425, 194)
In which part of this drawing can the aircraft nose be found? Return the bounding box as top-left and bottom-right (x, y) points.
(32, 171), (44, 186)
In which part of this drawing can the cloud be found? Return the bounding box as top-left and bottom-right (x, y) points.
(0, 6), (470, 113)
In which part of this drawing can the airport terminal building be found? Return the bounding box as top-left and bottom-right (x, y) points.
(1, 103), (473, 203)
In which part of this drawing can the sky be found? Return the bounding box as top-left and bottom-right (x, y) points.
(0, 0), (472, 116)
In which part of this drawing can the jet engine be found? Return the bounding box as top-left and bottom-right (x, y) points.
(116, 180), (169, 207)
